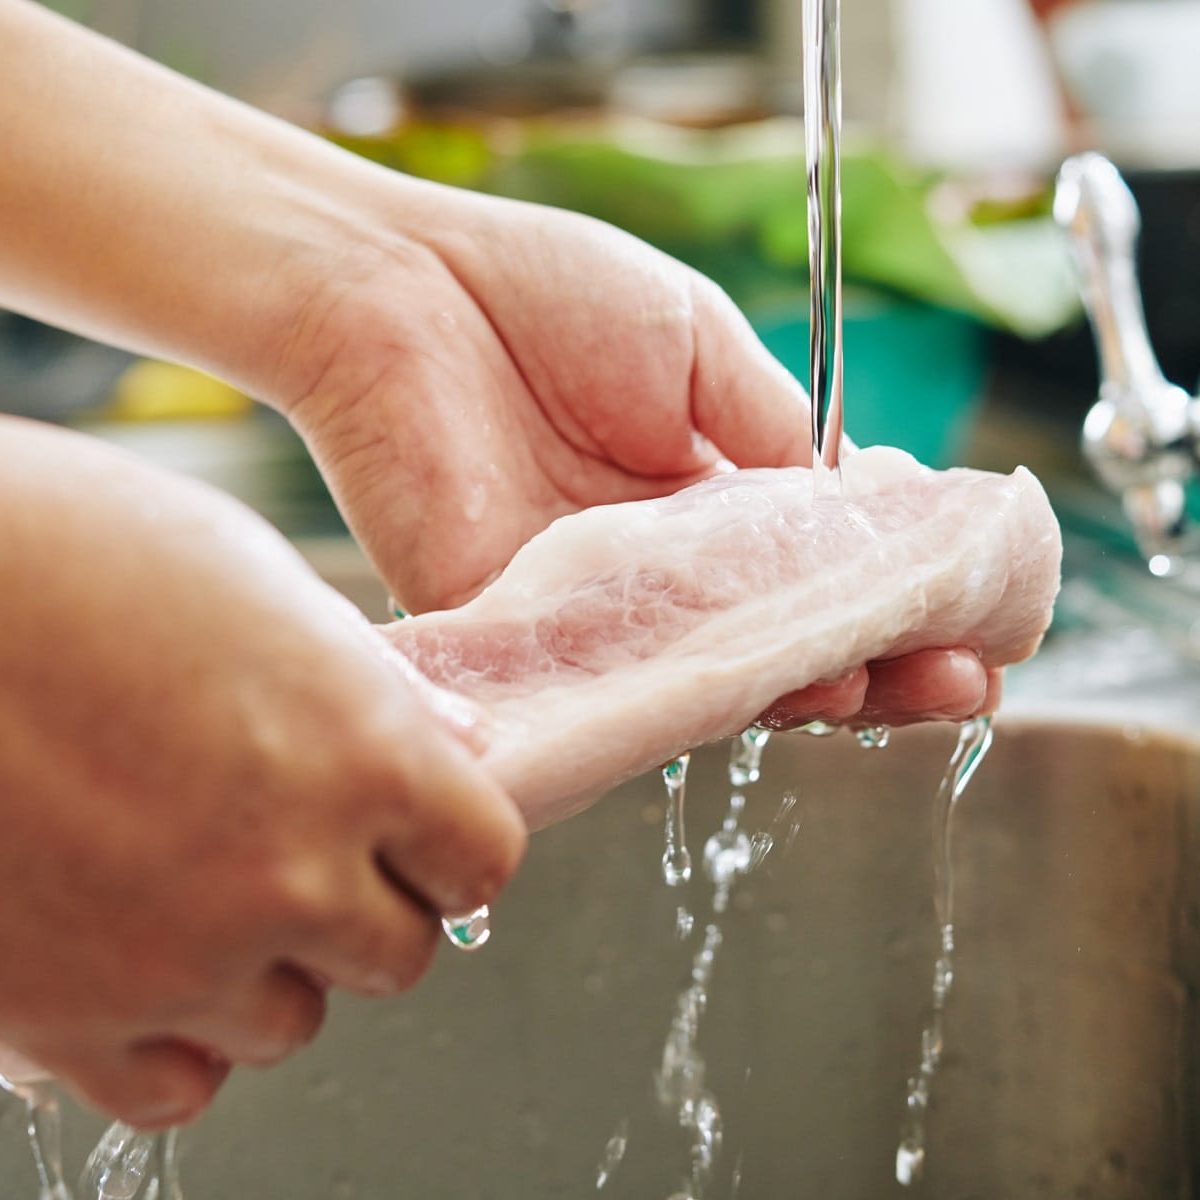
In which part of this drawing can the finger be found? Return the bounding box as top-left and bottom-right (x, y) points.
(179, 964), (327, 1068)
(39, 1039), (229, 1129)
(0, 1043), (49, 1085)
(756, 666), (869, 730)
(689, 275), (812, 469)
(375, 726), (527, 918)
(859, 648), (989, 726)
(294, 868), (442, 998)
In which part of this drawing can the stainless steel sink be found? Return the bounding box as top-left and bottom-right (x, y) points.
(5, 721), (1197, 1198)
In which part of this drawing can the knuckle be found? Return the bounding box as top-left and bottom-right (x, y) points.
(267, 856), (343, 941)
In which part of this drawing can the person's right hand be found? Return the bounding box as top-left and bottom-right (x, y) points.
(0, 417), (524, 1128)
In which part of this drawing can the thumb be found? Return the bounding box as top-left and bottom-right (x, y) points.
(688, 276), (812, 469)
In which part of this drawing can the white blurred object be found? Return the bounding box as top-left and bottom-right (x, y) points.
(892, 0), (1066, 173)
(1050, 0), (1200, 168)
(609, 55), (767, 124)
(326, 76), (405, 136)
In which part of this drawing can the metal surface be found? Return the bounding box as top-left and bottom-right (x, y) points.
(4, 721), (1197, 1197)
(1055, 152), (1200, 569)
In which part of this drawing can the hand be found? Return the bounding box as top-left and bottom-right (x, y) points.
(274, 185), (998, 729)
(757, 649), (1001, 732)
(0, 2), (997, 735)
(0, 417), (524, 1127)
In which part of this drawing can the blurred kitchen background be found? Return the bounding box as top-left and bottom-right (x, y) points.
(4, 0), (1200, 584)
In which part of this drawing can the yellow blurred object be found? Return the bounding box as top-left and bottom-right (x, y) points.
(105, 360), (252, 422)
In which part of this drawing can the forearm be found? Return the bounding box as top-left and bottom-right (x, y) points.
(0, 0), (437, 399)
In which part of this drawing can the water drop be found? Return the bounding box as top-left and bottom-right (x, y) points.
(730, 1153), (744, 1198)
(728, 726), (771, 787)
(933, 955), (954, 1004)
(441, 905), (491, 951)
(661, 754), (693, 887)
(702, 827), (753, 888)
(645, 730), (774, 1194)
(463, 482), (488, 524)
(800, 719), (839, 737)
(748, 830), (774, 871)
(854, 724), (891, 750)
(896, 1137), (925, 1186)
(905, 1075), (930, 1115)
(594, 1118), (629, 1189)
(81, 1123), (153, 1200)
(921, 1023), (944, 1069)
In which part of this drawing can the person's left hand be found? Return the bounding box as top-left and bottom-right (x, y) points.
(271, 184), (995, 731)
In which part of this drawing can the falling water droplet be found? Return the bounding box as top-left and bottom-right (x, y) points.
(800, 720), (839, 737)
(81, 1123), (154, 1200)
(895, 1138), (926, 1187)
(854, 724), (891, 750)
(747, 831), (774, 871)
(675, 906), (695, 940)
(728, 726), (771, 788)
(702, 823), (753, 888)
(594, 1118), (629, 1189)
(662, 754), (693, 887)
(441, 905), (491, 951)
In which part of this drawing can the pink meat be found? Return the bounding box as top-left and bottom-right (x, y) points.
(385, 447), (1062, 827)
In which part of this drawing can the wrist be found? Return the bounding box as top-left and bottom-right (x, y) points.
(251, 161), (477, 420)
(0, 0), (452, 409)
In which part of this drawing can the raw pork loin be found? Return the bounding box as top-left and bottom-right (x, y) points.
(386, 447), (1061, 826)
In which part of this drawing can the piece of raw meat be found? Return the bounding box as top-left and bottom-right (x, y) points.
(384, 447), (1061, 827)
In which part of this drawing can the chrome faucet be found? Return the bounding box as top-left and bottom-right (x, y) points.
(1054, 152), (1200, 574)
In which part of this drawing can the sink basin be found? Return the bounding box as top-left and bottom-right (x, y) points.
(5, 721), (1197, 1197)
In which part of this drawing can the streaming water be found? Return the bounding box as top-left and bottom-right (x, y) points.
(658, 730), (771, 912)
(79, 1125), (184, 1200)
(804, 0), (845, 480)
(638, 729), (779, 1198)
(661, 754), (694, 888)
(896, 716), (994, 1186)
(0, 1076), (74, 1200)
(594, 1118), (629, 1190)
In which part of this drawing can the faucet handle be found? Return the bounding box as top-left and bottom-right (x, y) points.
(1055, 153), (1200, 570)
(1054, 152), (1162, 393)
